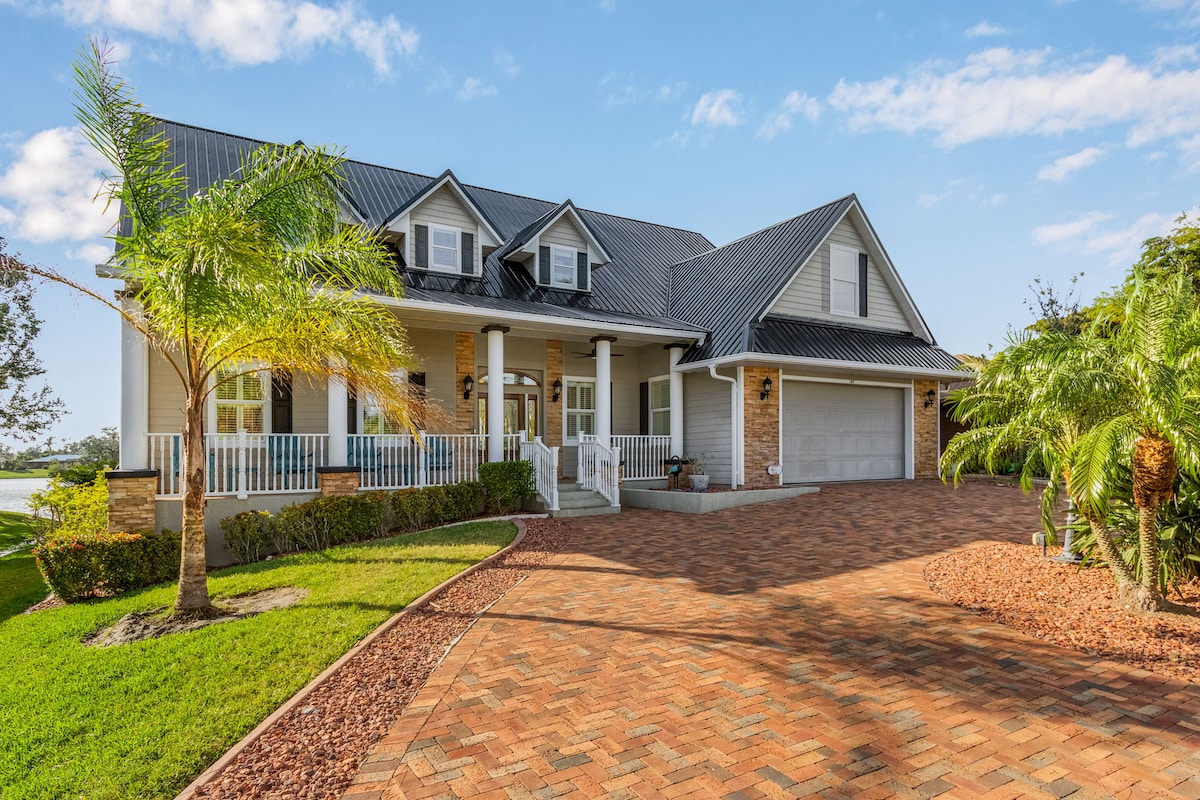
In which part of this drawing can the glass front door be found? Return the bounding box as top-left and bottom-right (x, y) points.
(478, 394), (539, 436)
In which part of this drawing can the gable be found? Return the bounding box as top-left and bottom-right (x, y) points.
(541, 215), (587, 252)
(767, 215), (912, 333)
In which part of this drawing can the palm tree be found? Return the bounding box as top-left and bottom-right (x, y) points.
(28, 41), (416, 616)
(943, 271), (1200, 612)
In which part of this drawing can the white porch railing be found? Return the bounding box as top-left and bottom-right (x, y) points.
(577, 434), (621, 508)
(521, 435), (559, 511)
(148, 433), (329, 498)
(352, 431), (526, 490)
(611, 435), (671, 479)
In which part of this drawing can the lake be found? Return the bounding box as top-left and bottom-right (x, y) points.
(0, 477), (49, 515)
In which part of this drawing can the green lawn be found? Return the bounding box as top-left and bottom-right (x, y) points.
(0, 521), (516, 800)
(0, 512), (46, 622)
(0, 468), (49, 478)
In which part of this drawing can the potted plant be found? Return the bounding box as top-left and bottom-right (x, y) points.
(686, 453), (710, 491)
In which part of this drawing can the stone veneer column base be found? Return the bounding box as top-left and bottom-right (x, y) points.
(913, 379), (941, 479)
(455, 332), (476, 435)
(741, 367), (782, 489)
(317, 466), (361, 497)
(106, 469), (159, 533)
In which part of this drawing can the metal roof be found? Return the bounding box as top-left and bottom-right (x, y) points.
(750, 316), (962, 372)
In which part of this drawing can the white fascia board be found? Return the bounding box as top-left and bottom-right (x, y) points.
(555, 203), (612, 264)
(674, 352), (964, 381)
(367, 293), (707, 344)
(390, 173), (503, 247)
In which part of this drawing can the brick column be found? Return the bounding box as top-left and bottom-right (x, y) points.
(544, 340), (563, 450)
(741, 367), (781, 489)
(317, 466), (360, 497)
(105, 469), (159, 533)
(455, 331), (476, 434)
(913, 379), (941, 479)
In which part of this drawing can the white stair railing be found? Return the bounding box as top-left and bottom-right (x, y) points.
(610, 435), (671, 479)
(521, 435), (559, 511)
(577, 434), (620, 508)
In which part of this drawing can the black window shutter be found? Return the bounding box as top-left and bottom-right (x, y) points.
(858, 253), (868, 317)
(415, 225), (429, 268)
(461, 231), (474, 275)
(576, 251), (589, 291)
(271, 370), (293, 434)
(639, 382), (649, 435)
(538, 246), (551, 285)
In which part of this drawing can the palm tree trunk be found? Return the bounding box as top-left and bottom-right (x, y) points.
(1083, 511), (1137, 587)
(174, 388), (213, 617)
(1127, 436), (1176, 613)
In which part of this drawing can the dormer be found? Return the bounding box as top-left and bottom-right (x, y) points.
(495, 200), (611, 292)
(378, 170), (502, 278)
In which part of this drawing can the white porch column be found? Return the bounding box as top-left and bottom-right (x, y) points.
(327, 372), (348, 466)
(667, 344), (685, 458)
(593, 335), (615, 447)
(484, 325), (509, 462)
(118, 294), (149, 470)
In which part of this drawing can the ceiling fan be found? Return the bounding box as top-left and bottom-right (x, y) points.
(573, 347), (625, 358)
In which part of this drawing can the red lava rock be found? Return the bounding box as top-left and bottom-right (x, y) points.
(192, 518), (571, 800)
(925, 542), (1200, 683)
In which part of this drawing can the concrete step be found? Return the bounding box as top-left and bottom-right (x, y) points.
(558, 492), (613, 510)
(551, 504), (621, 518)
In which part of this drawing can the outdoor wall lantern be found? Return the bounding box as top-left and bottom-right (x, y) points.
(462, 374), (474, 400)
(551, 378), (563, 403)
(924, 388), (937, 408)
(759, 376), (773, 401)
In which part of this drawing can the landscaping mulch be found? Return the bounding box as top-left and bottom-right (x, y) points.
(190, 517), (571, 800)
(925, 542), (1200, 683)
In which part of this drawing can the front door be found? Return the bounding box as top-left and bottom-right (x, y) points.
(479, 393), (539, 436)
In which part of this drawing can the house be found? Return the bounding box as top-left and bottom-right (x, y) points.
(104, 118), (962, 547)
(28, 454), (84, 469)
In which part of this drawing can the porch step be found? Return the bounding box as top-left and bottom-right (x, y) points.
(546, 482), (620, 518)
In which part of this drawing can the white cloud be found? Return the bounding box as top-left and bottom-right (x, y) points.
(966, 21), (1008, 37)
(1031, 209), (1190, 266)
(458, 77), (497, 101)
(828, 48), (1200, 159)
(0, 127), (115, 245)
(1037, 146), (1106, 181)
(691, 89), (742, 128)
(494, 49), (520, 78)
(756, 91), (821, 141)
(599, 73), (686, 109)
(915, 179), (1005, 211)
(916, 191), (947, 210)
(597, 0), (617, 12)
(46, 0), (419, 76)
(67, 242), (114, 264)
(1032, 211), (1113, 245)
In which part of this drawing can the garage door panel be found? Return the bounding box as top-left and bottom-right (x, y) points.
(782, 382), (905, 483)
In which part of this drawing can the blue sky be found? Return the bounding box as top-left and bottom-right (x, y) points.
(1, 0), (1199, 448)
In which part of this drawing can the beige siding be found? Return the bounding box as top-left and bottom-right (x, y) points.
(541, 216), (587, 251)
(769, 217), (911, 332)
(148, 350), (186, 433)
(683, 372), (732, 486)
(406, 328), (456, 432)
(291, 375), (327, 433)
(407, 185), (483, 269)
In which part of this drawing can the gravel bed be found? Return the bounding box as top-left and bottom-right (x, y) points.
(925, 543), (1200, 683)
(191, 517), (572, 800)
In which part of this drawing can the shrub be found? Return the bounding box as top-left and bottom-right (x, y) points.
(28, 472), (108, 540)
(478, 461), (535, 515)
(33, 529), (182, 602)
(220, 511), (276, 565)
(391, 488), (432, 531)
(447, 481), (485, 520)
(274, 494), (388, 553)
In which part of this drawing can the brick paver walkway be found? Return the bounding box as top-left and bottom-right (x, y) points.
(346, 482), (1200, 799)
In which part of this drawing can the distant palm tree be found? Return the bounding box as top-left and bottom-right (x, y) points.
(28, 41), (415, 616)
(944, 272), (1200, 612)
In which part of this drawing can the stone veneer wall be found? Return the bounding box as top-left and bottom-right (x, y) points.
(913, 379), (941, 479)
(106, 470), (159, 533)
(454, 331), (475, 434)
(544, 340), (564, 478)
(318, 468), (360, 497)
(741, 367), (782, 489)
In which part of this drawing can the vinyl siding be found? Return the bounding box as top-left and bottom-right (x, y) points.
(406, 328), (456, 431)
(683, 372), (732, 486)
(540, 216), (587, 252)
(769, 217), (911, 332)
(408, 185), (483, 269)
(291, 375), (327, 433)
(148, 350), (186, 433)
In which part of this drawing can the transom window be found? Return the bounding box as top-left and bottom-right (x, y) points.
(431, 225), (460, 272)
(215, 367), (265, 433)
(649, 378), (671, 435)
(565, 379), (595, 444)
(551, 246), (576, 288)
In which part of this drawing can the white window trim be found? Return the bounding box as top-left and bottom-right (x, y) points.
(549, 244), (577, 289)
(207, 366), (271, 435)
(358, 369), (408, 435)
(562, 376), (596, 446)
(429, 223), (461, 274)
(829, 243), (859, 318)
(648, 374), (671, 436)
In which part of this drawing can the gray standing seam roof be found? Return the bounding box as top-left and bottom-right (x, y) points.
(751, 316), (961, 372)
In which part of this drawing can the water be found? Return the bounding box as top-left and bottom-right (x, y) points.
(0, 477), (49, 515)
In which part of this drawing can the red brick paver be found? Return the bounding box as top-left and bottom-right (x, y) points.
(346, 482), (1200, 799)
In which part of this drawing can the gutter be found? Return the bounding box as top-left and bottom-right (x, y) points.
(708, 365), (742, 489)
(680, 352), (963, 382)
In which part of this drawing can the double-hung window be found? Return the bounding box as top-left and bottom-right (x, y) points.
(649, 378), (671, 435)
(830, 244), (860, 317)
(430, 225), (460, 272)
(551, 246), (576, 288)
(564, 379), (595, 444)
(215, 367), (266, 433)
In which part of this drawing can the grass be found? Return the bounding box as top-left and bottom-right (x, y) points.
(0, 520), (517, 800)
(0, 512), (46, 623)
(0, 468), (49, 478)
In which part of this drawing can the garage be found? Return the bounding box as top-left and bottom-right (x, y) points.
(781, 381), (906, 483)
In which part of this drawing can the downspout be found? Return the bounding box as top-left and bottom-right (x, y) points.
(708, 365), (741, 488)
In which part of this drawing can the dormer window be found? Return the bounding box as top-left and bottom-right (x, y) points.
(431, 225), (460, 272)
(551, 246), (576, 288)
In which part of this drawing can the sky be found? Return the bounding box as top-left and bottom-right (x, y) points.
(1, 0), (1199, 449)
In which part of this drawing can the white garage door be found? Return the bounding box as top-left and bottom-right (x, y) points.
(782, 382), (905, 483)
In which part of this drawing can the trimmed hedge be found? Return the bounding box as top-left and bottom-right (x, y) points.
(221, 482), (489, 564)
(478, 461), (536, 515)
(32, 529), (182, 602)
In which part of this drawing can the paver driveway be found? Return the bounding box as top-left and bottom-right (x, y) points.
(347, 481), (1200, 799)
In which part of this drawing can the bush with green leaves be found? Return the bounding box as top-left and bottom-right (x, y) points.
(478, 461), (535, 515)
(274, 494), (387, 554)
(219, 510), (276, 565)
(32, 529), (181, 602)
(28, 471), (108, 540)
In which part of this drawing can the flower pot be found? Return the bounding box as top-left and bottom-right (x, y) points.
(690, 474), (709, 491)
